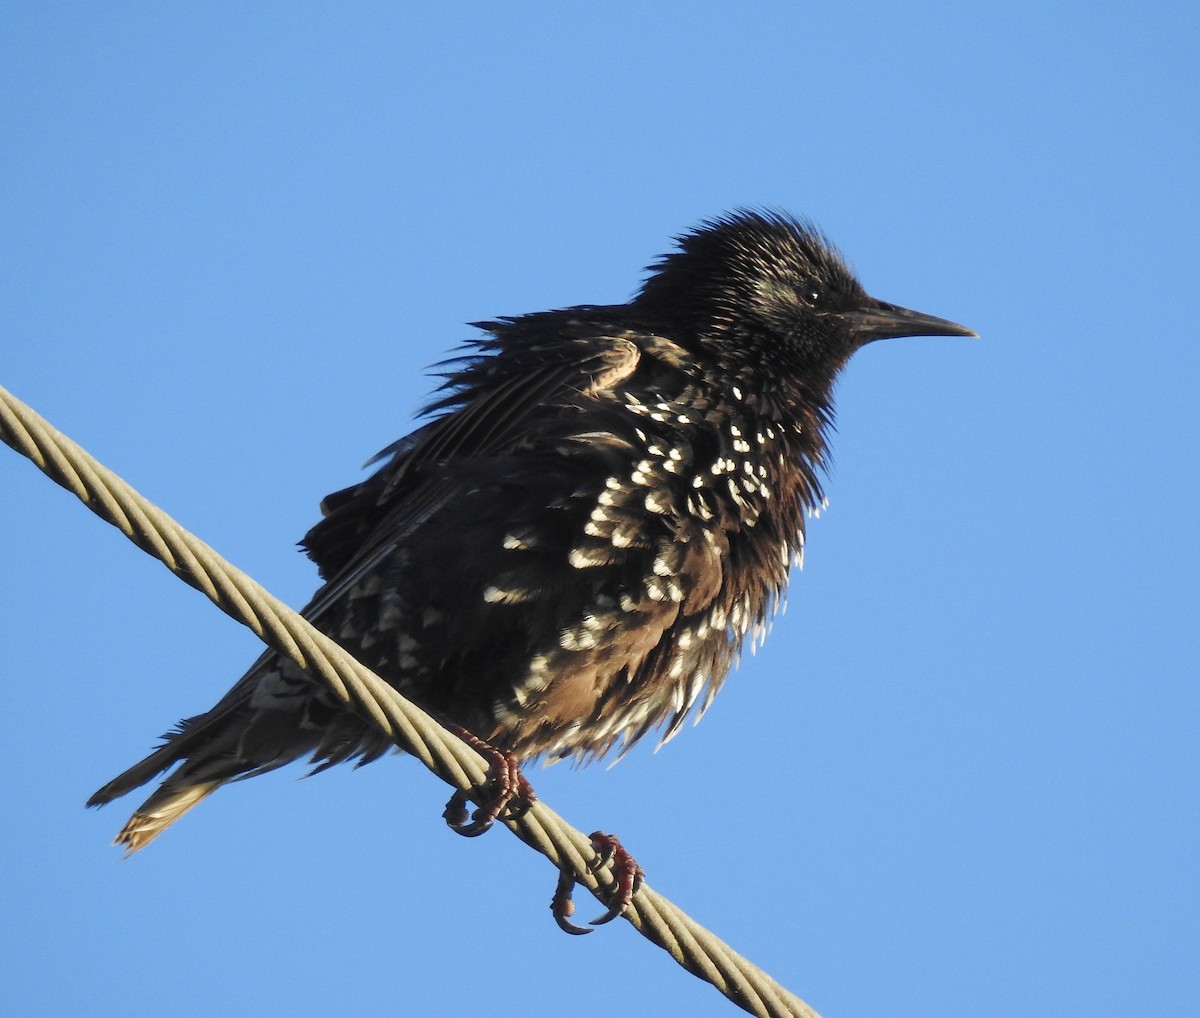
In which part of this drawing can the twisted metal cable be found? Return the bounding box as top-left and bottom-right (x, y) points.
(0, 381), (821, 1018)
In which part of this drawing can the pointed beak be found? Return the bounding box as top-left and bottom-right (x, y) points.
(843, 299), (978, 343)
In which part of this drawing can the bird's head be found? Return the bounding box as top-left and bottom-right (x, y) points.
(634, 210), (975, 414)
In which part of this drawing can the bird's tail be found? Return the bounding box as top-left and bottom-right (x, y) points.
(88, 660), (383, 853)
(105, 779), (223, 855)
(86, 716), (241, 855)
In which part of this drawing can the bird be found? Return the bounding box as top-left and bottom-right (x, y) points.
(89, 210), (974, 893)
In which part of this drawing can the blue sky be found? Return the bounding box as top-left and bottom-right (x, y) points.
(2, 4), (1196, 1016)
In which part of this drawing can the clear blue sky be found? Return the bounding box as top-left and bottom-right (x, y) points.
(2, 5), (1195, 1017)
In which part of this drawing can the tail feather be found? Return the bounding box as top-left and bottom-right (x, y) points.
(111, 780), (223, 855)
(87, 705), (257, 854)
(86, 731), (196, 809)
(89, 660), (386, 853)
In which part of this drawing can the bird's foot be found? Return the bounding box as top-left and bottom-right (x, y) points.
(551, 830), (645, 935)
(442, 726), (536, 837)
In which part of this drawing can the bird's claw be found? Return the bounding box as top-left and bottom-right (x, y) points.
(550, 830), (645, 935)
(586, 831), (645, 925)
(442, 727), (536, 837)
(551, 868), (592, 935)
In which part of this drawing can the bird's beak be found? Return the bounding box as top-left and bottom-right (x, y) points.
(843, 299), (978, 343)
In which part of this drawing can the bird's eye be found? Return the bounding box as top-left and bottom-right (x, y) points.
(803, 287), (824, 307)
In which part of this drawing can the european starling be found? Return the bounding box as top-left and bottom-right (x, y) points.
(90, 210), (974, 868)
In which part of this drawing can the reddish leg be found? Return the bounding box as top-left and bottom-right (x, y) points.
(441, 725), (536, 837)
(587, 831), (645, 925)
(550, 830), (645, 934)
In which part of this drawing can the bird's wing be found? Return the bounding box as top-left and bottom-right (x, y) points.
(299, 329), (644, 593)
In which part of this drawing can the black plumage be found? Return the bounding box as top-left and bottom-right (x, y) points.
(89, 210), (974, 853)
